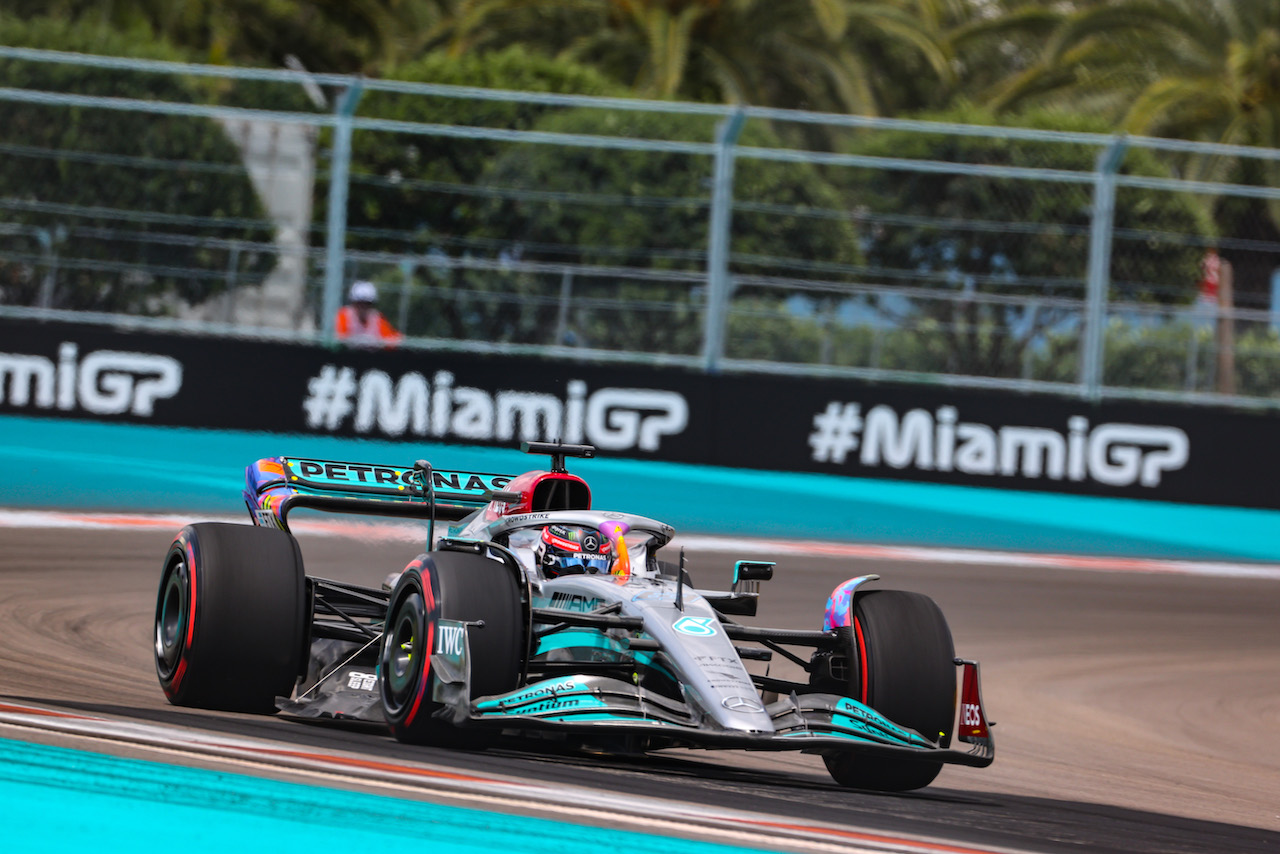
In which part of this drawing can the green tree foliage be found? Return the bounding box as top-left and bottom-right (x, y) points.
(436, 0), (955, 115)
(342, 46), (626, 253)
(976, 0), (1280, 302)
(722, 301), (962, 370)
(393, 108), (858, 353)
(0, 15), (268, 312)
(3, 0), (450, 71)
(985, 0), (1280, 150)
(477, 111), (859, 267)
(4, 0), (1276, 397)
(1033, 318), (1280, 399)
(1235, 326), (1280, 399)
(831, 105), (1213, 377)
(944, 2), (1068, 108)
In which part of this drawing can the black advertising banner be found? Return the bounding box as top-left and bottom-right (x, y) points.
(0, 316), (718, 459)
(1, 316), (1276, 509)
(709, 375), (1277, 509)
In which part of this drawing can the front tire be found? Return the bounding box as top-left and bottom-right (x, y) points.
(379, 550), (523, 746)
(823, 590), (955, 792)
(154, 523), (307, 713)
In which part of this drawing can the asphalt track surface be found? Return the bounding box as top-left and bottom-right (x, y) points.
(1, 525), (1278, 853)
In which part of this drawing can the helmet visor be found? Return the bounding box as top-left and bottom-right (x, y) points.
(541, 525), (611, 576)
(569, 554), (610, 575)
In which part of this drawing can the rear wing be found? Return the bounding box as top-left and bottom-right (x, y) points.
(244, 456), (513, 530)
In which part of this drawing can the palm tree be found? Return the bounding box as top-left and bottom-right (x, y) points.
(942, 1), (1074, 107)
(984, 0), (1280, 153)
(976, 0), (1280, 303)
(5, 0), (452, 71)
(437, 0), (956, 115)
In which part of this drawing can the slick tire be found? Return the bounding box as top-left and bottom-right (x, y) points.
(154, 523), (307, 713)
(824, 590), (955, 792)
(380, 551), (522, 747)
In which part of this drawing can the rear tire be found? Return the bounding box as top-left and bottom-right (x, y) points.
(380, 550), (523, 746)
(154, 523), (307, 713)
(823, 590), (955, 792)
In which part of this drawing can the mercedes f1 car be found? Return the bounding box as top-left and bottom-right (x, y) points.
(154, 442), (993, 791)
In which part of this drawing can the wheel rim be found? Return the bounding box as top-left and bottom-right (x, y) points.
(383, 591), (424, 712)
(155, 558), (188, 677)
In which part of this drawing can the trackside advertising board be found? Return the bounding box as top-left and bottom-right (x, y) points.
(1, 316), (1276, 509)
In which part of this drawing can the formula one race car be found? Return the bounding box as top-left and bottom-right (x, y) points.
(153, 442), (993, 791)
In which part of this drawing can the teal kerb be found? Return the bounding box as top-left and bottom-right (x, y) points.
(5, 415), (1280, 561)
(0, 737), (775, 854)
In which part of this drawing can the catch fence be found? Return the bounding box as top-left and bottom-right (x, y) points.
(2, 46), (1279, 406)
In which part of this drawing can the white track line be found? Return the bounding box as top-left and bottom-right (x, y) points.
(0, 702), (1027, 854)
(672, 535), (1280, 581)
(0, 508), (428, 541)
(2, 508), (1279, 580)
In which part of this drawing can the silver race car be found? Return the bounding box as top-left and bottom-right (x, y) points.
(154, 442), (993, 791)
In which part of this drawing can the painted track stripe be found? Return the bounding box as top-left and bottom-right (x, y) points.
(3, 507), (1279, 580)
(0, 702), (1026, 854)
(1, 734), (762, 854)
(0, 508), (429, 541)
(672, 535), (1280, 580)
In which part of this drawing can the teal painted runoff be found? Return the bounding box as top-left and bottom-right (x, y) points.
(0, 737), (766, 854)
(2, 414), (1279, 561)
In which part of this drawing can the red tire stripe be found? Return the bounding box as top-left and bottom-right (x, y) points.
(169, 659), (187, 693)
(853, 615), (868, 704)
(402, 574), (436, 728)
(167, 541), (197, 695)
(403, 622), (434, 728)
(184, 545), (198, 648)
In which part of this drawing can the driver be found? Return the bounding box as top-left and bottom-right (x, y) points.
(536, 524), (613, 578)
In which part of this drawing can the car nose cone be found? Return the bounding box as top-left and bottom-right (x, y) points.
(722, 695), (765, 713)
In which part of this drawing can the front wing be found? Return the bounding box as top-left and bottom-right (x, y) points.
(428, 620), (994, 767)
(276, 625), (994, 769)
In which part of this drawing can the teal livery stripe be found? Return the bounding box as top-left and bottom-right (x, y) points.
(2, 414), (1279, 560)
(534, 629), (626, 656)
(529, 632), (676, 681)
(0, 737), (768, 854)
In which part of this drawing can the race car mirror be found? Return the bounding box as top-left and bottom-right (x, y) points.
(733, 561), (774, 596)
(733, 561), (774, 583)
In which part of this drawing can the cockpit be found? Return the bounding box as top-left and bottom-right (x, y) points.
(500, 518), (664, 583)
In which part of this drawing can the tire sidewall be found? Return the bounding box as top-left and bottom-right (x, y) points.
(378, 551), (524, 745)
(152, 523), (306, 713)
(855, 590), (955, 741)
(155, 534), (197, 699)
(824, 589), (955, 792)
(380, 566), (439, 733)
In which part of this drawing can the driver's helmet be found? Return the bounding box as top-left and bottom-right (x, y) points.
(537, 524), (612, 578)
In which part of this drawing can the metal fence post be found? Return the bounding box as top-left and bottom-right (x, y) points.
(554, 269), (574, 346)
(702, 108), (746, 372)
(1080, 136), (1128, 399)
(34, 226), (57, 309)
(321, 78), (364, 344)
(397, 257), (414, 333)
(222, 242), (242, 323)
